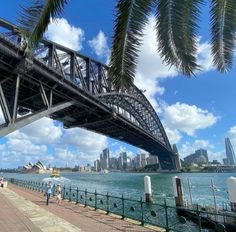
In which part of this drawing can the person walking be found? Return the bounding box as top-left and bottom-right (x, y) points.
(45, 181), (52, 205)
(0, 176), (4, 188)
(55, 184), (62, 204)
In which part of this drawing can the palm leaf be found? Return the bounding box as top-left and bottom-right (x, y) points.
(18, 0), (67, 53)
(109, 0), (153, 91)
(156, 0), (203, 76)
(210, 0), (236, 72)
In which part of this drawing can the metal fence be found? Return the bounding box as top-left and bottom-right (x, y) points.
(7, 178), (236, 232)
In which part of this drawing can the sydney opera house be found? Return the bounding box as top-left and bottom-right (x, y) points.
(22, 161), (52, 174)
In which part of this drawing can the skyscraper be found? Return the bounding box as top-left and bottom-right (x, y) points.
(225, 137), (236, 165)
(102, 148), (110, 170)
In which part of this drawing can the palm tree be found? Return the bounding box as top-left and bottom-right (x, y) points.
(109, 0), (236, 90)
(18, 0), (67, 53)
(18, 0), (236, 90)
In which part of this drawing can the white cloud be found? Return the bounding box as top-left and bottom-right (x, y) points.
(45, 18), (84, 51)
(207, 150), (225, 162)
(197, 38), (214, 72)
(62, 128), (108, 162)
(7, 117), (62, 144)
(134, 16), (177, 110)
(6, 138), (47, 155)
(163, 102), (218, 136)
(164, 126), (182, 145)
(88, 30), (110, 58)
(179, 139), (214, 159)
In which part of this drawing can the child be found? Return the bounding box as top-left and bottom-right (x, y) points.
(55, 184), (62, 204)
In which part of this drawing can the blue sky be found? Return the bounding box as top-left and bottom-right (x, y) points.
(0, 0), (236, 168)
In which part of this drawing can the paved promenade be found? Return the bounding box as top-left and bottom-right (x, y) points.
(0, 184), (159, 232)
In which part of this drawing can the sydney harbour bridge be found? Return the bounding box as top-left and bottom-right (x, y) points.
(0, 18), (180, 170)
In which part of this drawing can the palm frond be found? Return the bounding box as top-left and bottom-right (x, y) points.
(18, 0), (67, 53)
(109, 0), (153, 91)
(210, 0), (236, 72)
(156, 0), (203, 76)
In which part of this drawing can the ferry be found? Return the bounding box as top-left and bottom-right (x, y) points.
(51, 169), (60, 178)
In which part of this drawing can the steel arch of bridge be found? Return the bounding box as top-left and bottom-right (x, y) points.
(0, 18), (178, 170)
(97, 90), (171, 148)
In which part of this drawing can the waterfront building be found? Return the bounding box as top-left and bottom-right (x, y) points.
(100, 148), (110, 170)
(225, 137), (236, 165)
(127, 157), (131, 169)
(211, 160), (220, 165)
(22, 161), (51, 173)
(141, 153), (147, 168)
(110, 157), (118, 169)
(195, 149), (209, 163)
(78, 164), (92, 172)
(134, 154), (142, 169)
(118, 155), (123, 169)
(94, 160), (100, 172)
(121, 152), (128, 170)
(146, 154), (158, 165)
(184, 149), (208, 165)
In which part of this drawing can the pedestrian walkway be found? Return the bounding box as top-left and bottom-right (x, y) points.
(0, 184), (159, 232)
(0, 188), (42, 232)
(0, 187), (81, 232)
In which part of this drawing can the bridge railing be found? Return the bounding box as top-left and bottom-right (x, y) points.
(8, 178), (236, 232)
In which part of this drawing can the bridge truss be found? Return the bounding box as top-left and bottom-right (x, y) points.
(0, 18), (179, 170)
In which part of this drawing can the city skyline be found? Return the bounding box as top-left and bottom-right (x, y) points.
(0, 1), (236, 168)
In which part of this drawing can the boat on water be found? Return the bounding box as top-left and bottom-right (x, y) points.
(51, 169), (60, 178)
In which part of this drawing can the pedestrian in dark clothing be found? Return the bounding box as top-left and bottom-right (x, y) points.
(45, 181), (52, 205)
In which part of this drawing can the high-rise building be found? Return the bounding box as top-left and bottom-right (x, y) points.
(118, 155), (123, 169)
(134, 154), (142, 169)
(184, 149), (208, 165)
(195, 149), (208, 163)
(110, 157), (118, 169)
(101, 148), (110, 170)
(94, 160), (100, 172)
(141, 153), (147, 168)
(146, 155), (158, 165)
(121, 152), (128, 170)
(225, 137), (236, 165)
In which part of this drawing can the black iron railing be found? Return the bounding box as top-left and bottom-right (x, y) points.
(7, 178), (236, 232)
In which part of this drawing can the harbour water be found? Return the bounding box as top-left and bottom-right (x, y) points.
(3, 172), (235, 207)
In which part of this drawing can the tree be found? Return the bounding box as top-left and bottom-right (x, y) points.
(109, 0), (236, 90)
(18, 0), (236, 90)
(18, 0), (67, 53)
